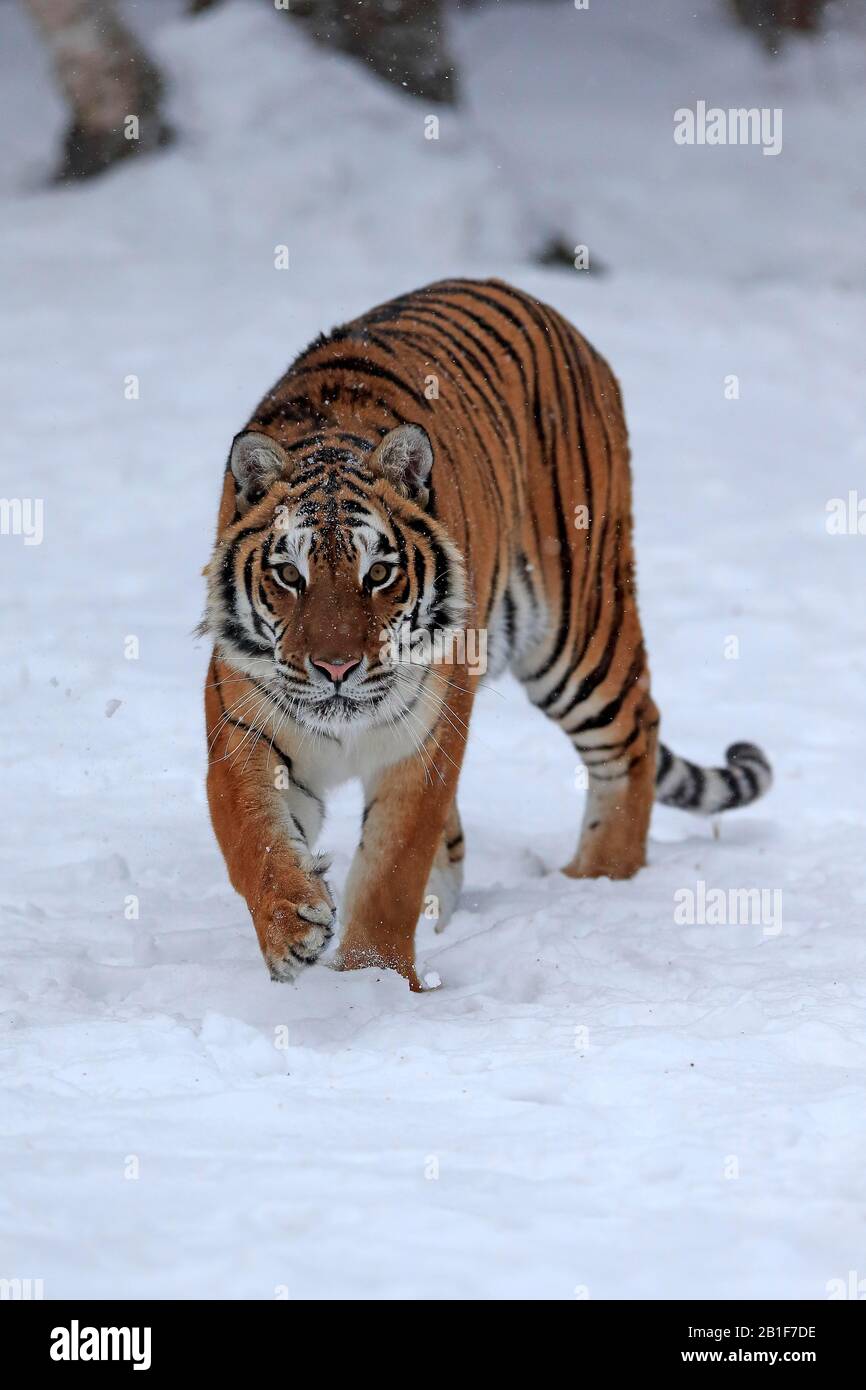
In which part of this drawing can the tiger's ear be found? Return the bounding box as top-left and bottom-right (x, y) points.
(228, 431), (290, 513)
(370, 425), (433, 507)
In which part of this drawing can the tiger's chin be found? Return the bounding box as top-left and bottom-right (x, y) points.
(297, 698), (373, 736)
(291, 685), (403, 738)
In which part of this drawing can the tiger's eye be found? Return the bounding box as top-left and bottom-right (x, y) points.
(279, 562), (301, 586)
(369, 562), (390, 585)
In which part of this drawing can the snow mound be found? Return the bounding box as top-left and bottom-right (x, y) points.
(8, 1), (536, 273)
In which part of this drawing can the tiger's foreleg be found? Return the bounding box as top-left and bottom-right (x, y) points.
(337, 674), (472, 990)
(430, 799), (465, 934)
(205, 662), (334, 981)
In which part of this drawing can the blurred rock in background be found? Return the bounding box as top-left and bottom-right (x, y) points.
(729, 0), (832, 52)
(284, 0), (457, 104)
(22, 0), (173, 180)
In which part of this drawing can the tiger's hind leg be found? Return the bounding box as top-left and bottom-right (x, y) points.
(565, 679), (659, 880)
(523, 595), (660, 881)
(427, 800), (465, 934)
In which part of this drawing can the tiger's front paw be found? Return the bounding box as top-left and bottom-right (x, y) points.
(254, 858), (335, 982)
(263, 900), (335, 982)
(333, 932), (423, 993)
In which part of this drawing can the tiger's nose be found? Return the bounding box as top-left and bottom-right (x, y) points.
(311, 657), (361, 684)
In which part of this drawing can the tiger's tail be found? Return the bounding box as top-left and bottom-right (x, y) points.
(655, 741), (772, 816)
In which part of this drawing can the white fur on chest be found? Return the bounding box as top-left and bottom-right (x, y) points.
(293, 714), (425, 793)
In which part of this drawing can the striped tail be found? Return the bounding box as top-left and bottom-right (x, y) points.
(655, 741), (772, 816)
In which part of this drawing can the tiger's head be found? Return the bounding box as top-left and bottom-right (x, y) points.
(203, 425), (467, 735)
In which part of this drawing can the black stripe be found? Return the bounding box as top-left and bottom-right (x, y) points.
(539, 556), (625, 714)
(656, 743), (674, 784)
(587, 750), (649, 782)
(568, 649), (644, 735)
(289, 356), (428, 409)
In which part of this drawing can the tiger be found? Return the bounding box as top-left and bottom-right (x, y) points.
(202, 277), (771, 992)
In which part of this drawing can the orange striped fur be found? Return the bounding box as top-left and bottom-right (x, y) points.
(202, 278), (771, 989)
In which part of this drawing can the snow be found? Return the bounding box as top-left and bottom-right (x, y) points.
(2, 0), (865, 1300)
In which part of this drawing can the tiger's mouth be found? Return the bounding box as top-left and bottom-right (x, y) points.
(313, 692), (364, 718)
(284, 677), (398, 732)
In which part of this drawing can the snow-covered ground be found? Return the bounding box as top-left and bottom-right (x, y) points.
(2, 0), (865, 1300)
